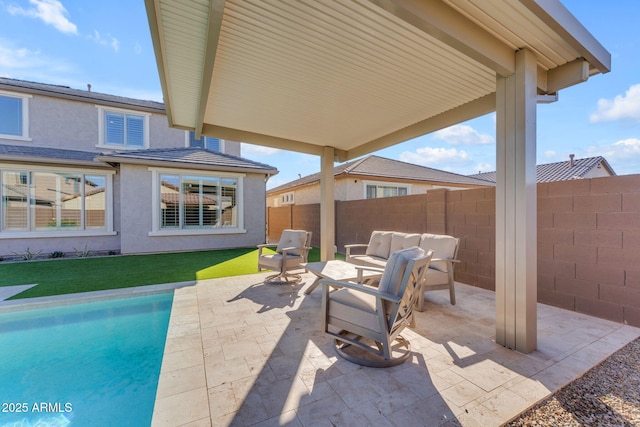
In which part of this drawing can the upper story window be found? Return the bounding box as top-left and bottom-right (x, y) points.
(187, 131), (222, 152)
(281, 192), (295, 205)
(98, 106), (149, 149)
(0, 91), (31, 140)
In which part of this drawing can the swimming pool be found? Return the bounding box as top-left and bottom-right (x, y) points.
(0, 293), (173, 427)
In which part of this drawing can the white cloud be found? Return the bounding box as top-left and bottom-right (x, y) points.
(474, 162), (494, 174)
(7, 0), (77, 35)
(241, 143), (281, 156)
(399, 147), (472, 168)
(612, 138), (640, 155)
(0, 38), (75, 77)
(433, 124), (494, 146)
(590, 84), (640, 123)
(543, 150), (557, 158)
(87, 30), (120, 53)
(134, 42), (142, 55)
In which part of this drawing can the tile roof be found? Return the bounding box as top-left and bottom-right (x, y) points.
(469, 156), (616, 183)
(0, 144), (277, 175)
(268, 155), (493, 193)
(0, 144), (104, 166)
(0, 77), (165, 113)
(97, 147), (278, 173)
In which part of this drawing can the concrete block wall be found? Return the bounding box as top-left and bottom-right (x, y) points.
(538, 175), (640, 326)
(266, 174), (640, 326)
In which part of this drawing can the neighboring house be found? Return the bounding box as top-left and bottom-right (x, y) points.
(469, 155), (616, 183)
(0, 78), (277, 257)
(267, 155), (492, 208)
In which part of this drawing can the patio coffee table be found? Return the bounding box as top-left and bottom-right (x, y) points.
(302, 260), (383, 295)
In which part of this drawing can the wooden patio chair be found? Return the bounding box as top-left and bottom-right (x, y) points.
(321, 246), (432, 367)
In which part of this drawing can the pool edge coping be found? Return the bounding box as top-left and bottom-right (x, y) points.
(0, 281), (196, 313)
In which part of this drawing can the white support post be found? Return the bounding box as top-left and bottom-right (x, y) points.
(320, 146), (335, 262)
(495, 48), (538, 353)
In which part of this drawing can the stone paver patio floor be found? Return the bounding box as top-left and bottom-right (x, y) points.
(152, 272), (640, 427)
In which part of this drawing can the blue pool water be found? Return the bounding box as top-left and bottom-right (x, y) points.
(0, 293), (173, 427)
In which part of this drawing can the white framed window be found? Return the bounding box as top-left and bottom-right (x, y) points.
(97, 106), (150, 149)
(185, 131), (224, 152)
(364, 180), (411, 199)
(0, 90), (31, 141)
(150, 167), (245, 236)
(281, 191), (295, 205)
(0, 164), (115, 238)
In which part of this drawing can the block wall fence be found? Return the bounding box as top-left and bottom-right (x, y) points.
(267, 174), (640, 327)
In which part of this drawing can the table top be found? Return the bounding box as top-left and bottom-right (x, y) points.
(303, 260), (382, 282)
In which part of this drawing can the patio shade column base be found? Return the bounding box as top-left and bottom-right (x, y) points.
(495, 48), (538, 354)
(320, 146), (335, 262)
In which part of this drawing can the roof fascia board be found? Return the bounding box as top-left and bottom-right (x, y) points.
(145, 0), (175, 125)
(195, 0), (226, 138)
(0, 155), (112, 169)
(96, 155), (277, 175)
(518, 0), (611, 74)
(201, 124), (347, 159)
(0, 82), (165, 114)
(369, 0), (515, 76)
(346, 93), (496, 161)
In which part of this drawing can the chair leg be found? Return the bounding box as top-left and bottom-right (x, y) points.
(448, 271), (456, 305)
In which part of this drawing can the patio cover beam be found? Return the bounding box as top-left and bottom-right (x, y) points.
(369, 0), (515, 77)
(201, 124), (348, 159)
(194, 0), (226, 139)
(348, 93), (496, 161)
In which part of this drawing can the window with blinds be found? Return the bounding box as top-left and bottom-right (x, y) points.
(365, 183), (409, 199)
(1, 169), (109, 233)
(99, 107), (148, 148)
(188, 131), (221, 152)
(159, 173), (239, 230)
(0, 92), (29, 139)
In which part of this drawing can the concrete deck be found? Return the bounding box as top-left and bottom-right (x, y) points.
(152, 272), (640, 427)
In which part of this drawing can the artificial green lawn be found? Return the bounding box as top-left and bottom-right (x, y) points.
(0, 247), (343, 300)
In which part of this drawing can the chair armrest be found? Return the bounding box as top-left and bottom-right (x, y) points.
(257, 243), (276, 256)
(344, 243), (368, 258)
(280, 246), (309, 259)
(431, 257), (460, 264)
(319, 279), (401, 303)
(355, 265), (385, 274)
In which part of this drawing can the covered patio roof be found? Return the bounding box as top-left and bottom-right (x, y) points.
(145, 0), (609, 161)
(145, 0), (610, 353)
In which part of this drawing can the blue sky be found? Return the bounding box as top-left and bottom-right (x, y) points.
(1, 1), (639, 189)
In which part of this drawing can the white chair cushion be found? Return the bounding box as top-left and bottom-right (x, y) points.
(389, 233), (421, 254)
(329, 288), (381, 333)
(259, 253), (303, 270)
(276, 229), (307, 256)
(365, 231), (393, 259)
(419, 234), (457, 272)
(425, 268), (449, 286)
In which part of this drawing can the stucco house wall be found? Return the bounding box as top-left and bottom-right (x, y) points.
(268, 177), (470, 208)
(118, 165), (268, 254)
(0, 78), (274, 257)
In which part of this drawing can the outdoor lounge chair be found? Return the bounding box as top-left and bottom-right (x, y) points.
(321, 246), (432, 367)
(257, 229), (312, 284)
